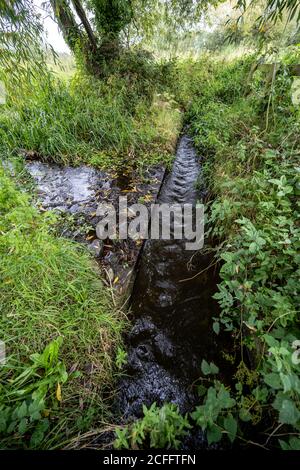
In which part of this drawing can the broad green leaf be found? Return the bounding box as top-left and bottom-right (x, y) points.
(263, 373), (282, 390)
(17, 401), (27, 420)
(18, 418), (27, 435)
(239, 408), (252, 422)
(279, 399), (300, 425)
(201, 359), (211, 375)
(207, 424), (222, 445)
(213, 322), (220, 335)
(224, 415), (237, 443)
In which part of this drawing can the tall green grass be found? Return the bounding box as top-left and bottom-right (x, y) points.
(0, 58), (181, 169)
(0, 165), (125, 448)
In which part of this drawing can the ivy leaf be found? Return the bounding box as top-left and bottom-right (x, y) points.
(197, 385), (207, 397)
(210, 362), (219, 374)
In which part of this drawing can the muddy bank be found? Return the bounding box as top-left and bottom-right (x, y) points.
(26, 160), (165, 294)
(118, 136), (222, 423)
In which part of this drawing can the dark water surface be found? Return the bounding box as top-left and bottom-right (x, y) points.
(119, 135), (221, 420)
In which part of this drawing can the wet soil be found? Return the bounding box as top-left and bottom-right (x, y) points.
(26, 160), (165, 295)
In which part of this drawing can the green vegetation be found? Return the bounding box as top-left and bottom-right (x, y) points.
(114, 403), (191, 449)
(0, 0), (299, 452)
(0, 166), (125, 448)
(0, 58), (181, 169)
(116, 45), (300, 449)
(174, 45), (300, 449)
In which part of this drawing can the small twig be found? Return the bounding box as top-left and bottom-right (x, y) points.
(237, 435), (269, 451)
(267, 312), (290, 333)
(118, 294), (131, 312)
(63, 423), (122, 450)
(267, 432), (300, 438)
(264, 423), (284, 446)
(103, 267), (117, 307)
(179, 259), (218, 283)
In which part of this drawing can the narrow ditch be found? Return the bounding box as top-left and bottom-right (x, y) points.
(117, 135), (224, 425)
(24, 134), (232, 448)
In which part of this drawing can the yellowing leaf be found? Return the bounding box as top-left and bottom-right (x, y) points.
(56, 383), (62, 402)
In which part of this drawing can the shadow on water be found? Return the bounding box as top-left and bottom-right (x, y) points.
(118, 135), (231, 425)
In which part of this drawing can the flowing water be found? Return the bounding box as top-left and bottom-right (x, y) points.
(118, 135), (221, 421)
(25, 161), (107, 213)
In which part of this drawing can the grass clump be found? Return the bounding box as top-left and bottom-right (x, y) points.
(0, 165), (125, 448)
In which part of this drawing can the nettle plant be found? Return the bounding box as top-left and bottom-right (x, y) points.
(184, 50), (300, 448)
(191, 361), (237, 445)
(114, 403), (191, 449)
(207, 151), (300, 446)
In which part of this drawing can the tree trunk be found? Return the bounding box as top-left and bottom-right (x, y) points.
(71, 0), (98, 51)
(50, 0), (82, 51)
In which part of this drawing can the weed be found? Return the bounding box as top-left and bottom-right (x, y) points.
(114, 403), (191, 449)
(179, 47), (300, 449)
